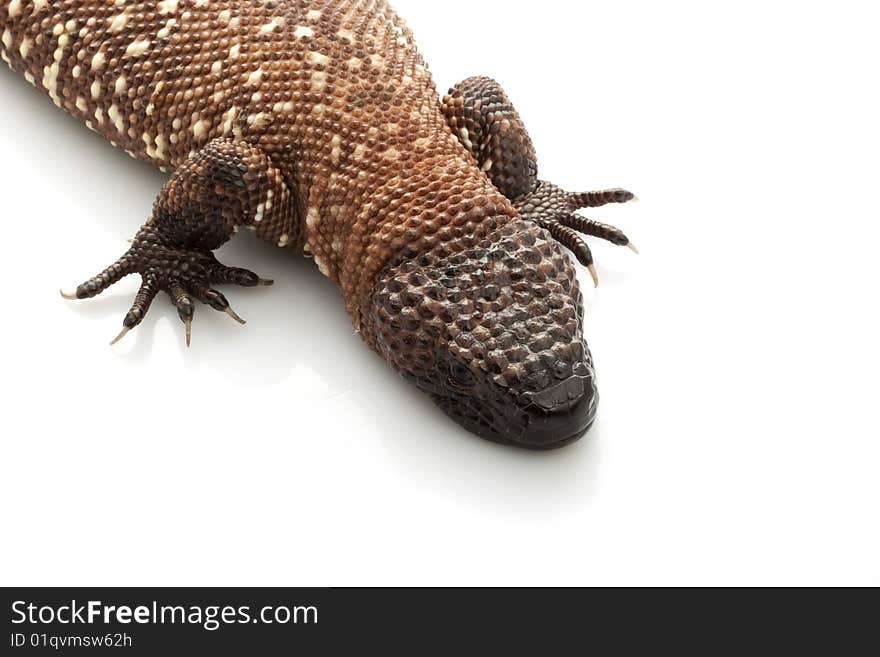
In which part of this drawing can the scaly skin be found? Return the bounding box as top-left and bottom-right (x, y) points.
(0, 0), (635, 448)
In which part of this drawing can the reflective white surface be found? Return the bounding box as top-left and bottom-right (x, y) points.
(0, 0), (877, 585)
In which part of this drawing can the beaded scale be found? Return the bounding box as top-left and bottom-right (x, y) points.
(1, 1), (636, 448)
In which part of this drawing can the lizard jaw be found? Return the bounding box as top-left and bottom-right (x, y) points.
(431, 369), (598, 450)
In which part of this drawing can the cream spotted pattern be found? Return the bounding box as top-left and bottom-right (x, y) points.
(1, 1), (636, 447)
(0, 0), (512, 328)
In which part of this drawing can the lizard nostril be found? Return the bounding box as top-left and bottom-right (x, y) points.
(552, 359), (572, 380)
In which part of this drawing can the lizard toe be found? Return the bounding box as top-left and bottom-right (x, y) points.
(64, 238), (266, 347)
(515, 181), (639, 275)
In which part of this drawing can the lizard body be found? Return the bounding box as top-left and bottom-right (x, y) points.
(1, 0), (636, 448)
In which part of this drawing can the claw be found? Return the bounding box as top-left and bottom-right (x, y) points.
(169, 286), (195, 348)
(224, 306), (247, 325)
(518, 183), (635, 285)
(110, 326), (131, 346)
(68, 233), (268, 346)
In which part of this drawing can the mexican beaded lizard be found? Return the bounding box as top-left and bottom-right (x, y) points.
(0, 0), (636, 448)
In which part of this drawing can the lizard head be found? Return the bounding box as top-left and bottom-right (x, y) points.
(370, 218), (598, 449)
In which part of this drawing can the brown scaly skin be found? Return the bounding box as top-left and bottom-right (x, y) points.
(1, 1), (635, 449)
(443, 76), (638, 286)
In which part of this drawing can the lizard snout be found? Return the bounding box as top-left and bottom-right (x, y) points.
(514, 372), (598, 448)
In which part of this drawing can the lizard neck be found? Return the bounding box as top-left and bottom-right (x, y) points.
(341, 152), (519, 345)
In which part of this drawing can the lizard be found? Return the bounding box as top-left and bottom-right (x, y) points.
(0, 0), (637, 449)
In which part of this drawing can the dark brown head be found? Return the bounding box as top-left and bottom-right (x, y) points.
(369, 218), (598, 449)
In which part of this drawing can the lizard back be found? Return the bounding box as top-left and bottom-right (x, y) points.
(0, 0), (514, 326)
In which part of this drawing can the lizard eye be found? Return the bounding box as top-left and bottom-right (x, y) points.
(449, 362), (476, 387)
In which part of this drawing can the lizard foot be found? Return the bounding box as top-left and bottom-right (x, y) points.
(515, 183), (638, 287)
(62, 237), (273, 347)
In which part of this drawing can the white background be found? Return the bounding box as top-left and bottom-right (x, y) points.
(0, 1), (877, 586)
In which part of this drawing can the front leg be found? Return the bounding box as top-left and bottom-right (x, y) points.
(63, 138), (297, 346)
(442, 76), (636, 286)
